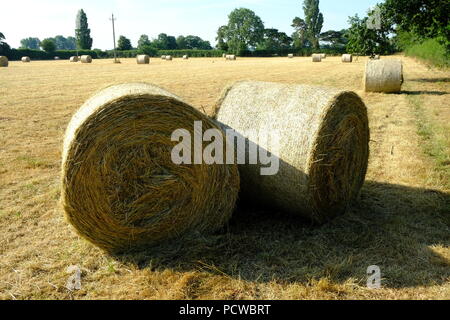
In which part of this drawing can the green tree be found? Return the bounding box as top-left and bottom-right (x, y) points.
(153, 33), (169, 49)
(20, 37), (41, 49)
(224, 8), (265, 55)
(303, 0), (324, 50)
(216, 26), (229, 51)
(41, 38), (56, 53)
(0, 32), (11, 56)
(291, 17), (309, 48)
(184, 35), (212, 50)
(137, 34), (151, 49)
(75, 9), (93, 50)
(176, 35), (187, 49)
(320, 30), (348, 48)
(117, 36), (132, 50)
(259, 28), (292, 50)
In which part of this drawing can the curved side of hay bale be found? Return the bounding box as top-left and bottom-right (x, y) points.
(364, 59), (403, 93)
(62, 83), (239, 252)
(0, 56), (8, 67)
(80, 55), (92, 63)
(226, 55), (236, 61)
(69, 56), (79, 62)
(136, 55), (150, 64)
(342, 54), (353, 63)
(214, 81), (369, 223)
(312, 54), (322, 62)
(183, 55), (188, 60)
(22, 56), (31, 63)
(288, 54), (294, 58)
(165, 55), (173, 61)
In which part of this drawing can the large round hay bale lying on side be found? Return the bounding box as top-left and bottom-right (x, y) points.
(22, 56), (31, 63)
(136, 54), (150, 64)
(214, 81), (369, 224)
(161, 55), (166, 59)
(183, 55), (189, 60)
(69, 56), (79, 62)
(62, 83), (239, 253)
(165, 55), (173, 61)
(364, 59), (403, 93)
(312, 54), (322, 62)
(226, 55), (236, 61)
(342, 54), (353, 63)
(80, 55), (92, 63)
(288, 54), (294, 58)
(0, 56), (8, 67)
(222, 53), (227, 58)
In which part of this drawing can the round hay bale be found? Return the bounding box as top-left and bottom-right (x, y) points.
(320, 53), (327, 59)
(0, 56), (8, 67)
(136, 54), (150, 64)
(161, 55), (166, 59)
(61, 83), (239, 252)
(312, 54), (322, 62)
(80, 55), (92, 63)
(214, 81), (369, 224)
(165, 55), (173, 61)
(54, 56), (60, 60)
(183, 55), (189, 60)
(226, 55), (236, 61)
(373, 55), (380, 60)
(222, 53), (227, 58)
(21, 56), (31, 63)
(69, 56), (79, 62)
(342, 54), (353, 63)
(364, 59), (403, 93)
(288, 54), (294, 58)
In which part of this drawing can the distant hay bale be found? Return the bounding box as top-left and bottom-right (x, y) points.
(61, 83), (239, 253)
(288, 54), (294, 58)
(165, 55), (172, 61)
(364, 59), (403, 93)
(214, 81), (369, 224)
(373, 55), (380, 60)
(161, 55), (166, 59)
(0, 56), (8, 67)
(80, 55), (92, 63)
(54, 56), (60, 60)
(136, 55), (150, 64)
(183, 55), (189, 60)
(226, 55), (236, 60)
(222, 53), (227, 58)
(320, 53), (327, 59)
(21, 56), (31, 63)
(342, 54), (353, 63)
(312, 54), (322, 62)
(69, 56), (79, 62)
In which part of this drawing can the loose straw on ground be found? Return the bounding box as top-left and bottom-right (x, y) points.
(214, 81), (370, 224)
(61, 82), (239, 253)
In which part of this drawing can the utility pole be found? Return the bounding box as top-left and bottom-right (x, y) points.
(110, 13), (119, 63)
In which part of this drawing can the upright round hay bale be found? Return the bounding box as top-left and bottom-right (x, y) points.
(183, 55), (189, 60)
(136, 54), (150, 64)
(364, 59), (403, 93)
(0, 56), (8, 67)
(69, 56), (79, 62)
(80, 55), (92, 63)
(341, 54), (353, 63)
(165, 55), (173, 61)
(288, 54), (294, 58)
(61, 83), (239, 253)
(312, 54), (322, 62)
(21, 56), (31, 63)
(214, 81), (370, 224)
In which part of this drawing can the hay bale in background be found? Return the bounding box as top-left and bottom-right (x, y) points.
(80, 55), (92, 63)
(288, 54), (294, 58)
(183, 55), (189, 60)
(22, 56), (31, 63)
(373, 55), (380, 60)
(136, 55), (150, 64)
(69, 56), (79, 62)
(214, 81), (369, 223)
(312, 54), (322, 62)
(161, 55), (166, 59)
(165, 55), (173, 61)
(61, 83), (239, 252)
(342, 54), (353, 63)
(222, 53), (227, 58)
(364, 59), (403, 93)
(0, 56), (8, 67)
(226, 55), (236, 61)
(320, 53), (327, 59)
(54, 56), (60, 60)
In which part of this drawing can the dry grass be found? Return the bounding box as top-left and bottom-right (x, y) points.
(0, 56), (448, 300)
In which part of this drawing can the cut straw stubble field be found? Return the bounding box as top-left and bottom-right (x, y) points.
(0, 56), (448, 299)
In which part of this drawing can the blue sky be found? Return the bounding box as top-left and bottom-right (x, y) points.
(1, 0), (381, 49)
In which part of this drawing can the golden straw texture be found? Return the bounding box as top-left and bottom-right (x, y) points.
(312, 54), (322, 62)
(21, 56), (30, 62)
(62, 83), (239, 252)
(136, 55), (150, 64)
(214, 81), (369, 223)
(80, 55), (92, 63)
(69, 56), (78, 62)
(342, 54), (353, 63)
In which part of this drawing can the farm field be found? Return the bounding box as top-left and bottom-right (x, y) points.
(0, 56), (449, 299)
